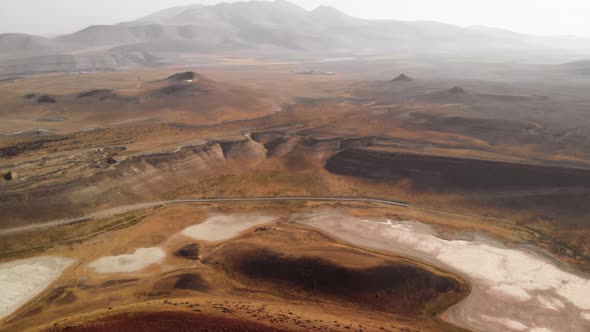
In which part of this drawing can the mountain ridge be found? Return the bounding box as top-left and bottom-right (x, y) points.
(1, 0), (590, 75)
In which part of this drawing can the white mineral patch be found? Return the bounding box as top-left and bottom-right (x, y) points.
(529, 328), (555, 332)
(480, 314), (528, 331)
(181, 214), (276, 242)
(489, 285), (532, 301)
(538, 296), (566, 311)
(88, 247), (165, 274)
(295, 210), (590, 332)
(0, 256), (74, 320)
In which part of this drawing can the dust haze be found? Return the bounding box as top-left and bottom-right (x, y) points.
(1, 1), (590, 332)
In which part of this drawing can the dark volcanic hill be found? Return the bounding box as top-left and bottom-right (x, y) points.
(167, 71), (201, 82)
(391, 74), (414, 82)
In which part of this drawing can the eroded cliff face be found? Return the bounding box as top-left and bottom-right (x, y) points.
(218, 135), (268, 166)
(322, 146), (590, 223)
(0, 139), (264, 227)
(324, 148), (590, 191)
(4, 129), (590, 228)
(251, 132), (299, 158)
(0, 131), (353, 226)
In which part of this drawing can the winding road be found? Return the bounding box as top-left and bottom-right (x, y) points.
(0, 197), (410, 236)
(1, 196), (582, 266)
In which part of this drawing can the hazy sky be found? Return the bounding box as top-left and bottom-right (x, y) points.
(1, 0), (589, 37)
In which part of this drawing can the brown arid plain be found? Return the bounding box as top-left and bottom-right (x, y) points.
(2, 58), (590, 332)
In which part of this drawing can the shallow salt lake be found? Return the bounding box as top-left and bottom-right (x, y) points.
(0, 256), (74, 320)
(88, 214), (276, 275)
(180, 214), (276, 242)
(295, 210), (590, 332)
(88, 247), (166, 274)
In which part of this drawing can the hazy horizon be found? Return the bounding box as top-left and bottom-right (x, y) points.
(1, 0), (590, 38)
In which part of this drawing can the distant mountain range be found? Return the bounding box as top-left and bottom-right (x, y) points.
(1, 0), (590, 76)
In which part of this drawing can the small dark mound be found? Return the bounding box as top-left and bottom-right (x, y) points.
(173, 273), (208, 291)
(174, 244), (200, 260)
(254, 226), (273, 232)
(391, 74), (413, 82)
(46, 286), (68, 304)
(55, 291), (78, 306)
(37, 95), (57, 104)
(151, 272), (209, 295)
(3, 172), (13, 181)
(22, 306), (43, 318)
(76, 89), (140, 103)
(167, 71), (198, 82)
(77, 89), (115, 99)
(23, 93), (37, 99)
(449, 86), (466, 94)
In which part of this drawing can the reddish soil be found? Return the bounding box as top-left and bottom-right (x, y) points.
(45, 311), (295, 332)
